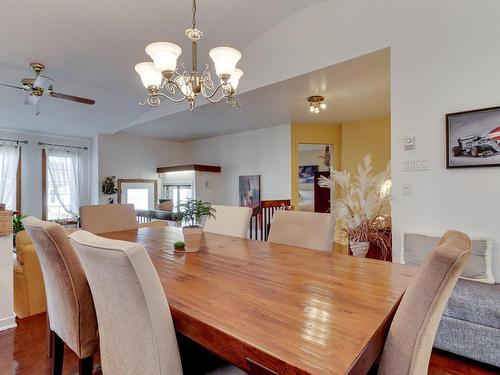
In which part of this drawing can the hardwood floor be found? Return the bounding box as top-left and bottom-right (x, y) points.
(0, 313), (497, 375)
(0, 313), (99, 375)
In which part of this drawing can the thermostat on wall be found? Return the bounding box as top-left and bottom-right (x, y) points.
(403, 135), (416, 150)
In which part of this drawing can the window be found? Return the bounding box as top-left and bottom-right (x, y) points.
(43, 149), (81, 221)
(0, 144), (20, 211)
(163, 184), (193, 210)
(126, 188), (149, 210)
(117, 179), (158, 211)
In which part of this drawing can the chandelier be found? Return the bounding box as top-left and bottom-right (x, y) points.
(135, 0), (243, 111)
(307, 95), (327, 114)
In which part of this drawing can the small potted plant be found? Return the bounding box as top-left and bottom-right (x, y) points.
(173, 198), (216, 252)
(12, 213), (28, 247)
(102, 176), (118, 204)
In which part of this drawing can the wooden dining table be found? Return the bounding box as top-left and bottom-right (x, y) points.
(101, 226), (416, 375)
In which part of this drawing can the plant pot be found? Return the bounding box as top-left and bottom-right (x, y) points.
(349, 241), (370, 257)
(182, 226), (203, 253)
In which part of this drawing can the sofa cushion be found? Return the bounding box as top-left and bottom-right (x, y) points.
(15, 230), (33, 265)
(403, 233), (495, 283)
(435, 315), (500, 367)
(443, 279), (500, 329)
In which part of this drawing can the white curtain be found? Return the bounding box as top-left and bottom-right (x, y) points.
(0, 144), (19, 210)
(46, 148), (81, 218)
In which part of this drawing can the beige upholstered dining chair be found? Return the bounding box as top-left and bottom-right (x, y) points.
(204, 205), (252, 238)
(69, 230), (181, 375)
(267, 210), (335, 251)
(80, 204), (138, 234)
(69, 230), (244, 375)
(80, 203), (168, 234)
(378, 230), (472, 375)
(22, 217), (98, 375)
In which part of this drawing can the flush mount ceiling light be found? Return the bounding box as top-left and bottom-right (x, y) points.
(307, 95), (327, 114)
(135, 0), (243, 112)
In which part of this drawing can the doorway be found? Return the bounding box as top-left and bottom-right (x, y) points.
(297, 144), (333, 213)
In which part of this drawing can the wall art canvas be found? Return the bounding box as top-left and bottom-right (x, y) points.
(239, 175), (261, 209)
(447, 106), (500, 168)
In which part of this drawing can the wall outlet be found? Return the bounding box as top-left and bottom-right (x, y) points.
(402, 183), (412, 196)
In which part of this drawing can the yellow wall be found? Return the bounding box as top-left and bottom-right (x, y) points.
(340, 117), (391, 177)
(290, 118), (391, 253)
(290, 123), (342, 209)
(290, 118), (390, 209)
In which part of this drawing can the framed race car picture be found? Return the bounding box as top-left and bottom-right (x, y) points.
(446, 105), (500, 168)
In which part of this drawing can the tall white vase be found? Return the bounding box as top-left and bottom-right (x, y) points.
(350, 241), (370, 257)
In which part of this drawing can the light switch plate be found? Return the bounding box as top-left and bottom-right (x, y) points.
(403, 159), (430, 171)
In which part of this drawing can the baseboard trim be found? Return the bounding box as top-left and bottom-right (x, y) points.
(0, 315), (17, 332)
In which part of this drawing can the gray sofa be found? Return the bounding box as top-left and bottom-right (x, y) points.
(434, 279), (500, 367)
(402, 232), (499, 367)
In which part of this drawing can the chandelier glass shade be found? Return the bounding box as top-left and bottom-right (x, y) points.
(307, 95), (327, 114)
(135, 0), (243, 111)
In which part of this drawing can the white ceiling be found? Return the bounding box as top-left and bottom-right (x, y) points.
(123, 49), (390, 141)
(0, 0), (326, 138)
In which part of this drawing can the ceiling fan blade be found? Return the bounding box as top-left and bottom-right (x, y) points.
(49, 91), (95, 105)
(25, 94), (41, 105)
(34, 75), (53, 90)
(0, 83), (28, 91)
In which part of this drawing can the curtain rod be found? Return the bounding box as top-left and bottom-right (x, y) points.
(38, 141), (88, 151)
(0, 138), (29, 145)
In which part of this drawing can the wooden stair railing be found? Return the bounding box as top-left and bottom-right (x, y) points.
(249, 200), (292, 241)
(135, 201), (291, 241)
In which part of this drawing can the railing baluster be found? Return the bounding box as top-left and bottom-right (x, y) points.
(247, 200), (291, 241)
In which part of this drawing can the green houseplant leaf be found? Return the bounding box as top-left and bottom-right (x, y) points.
(173, 198), (216, 228)
(12, 214), (28, 235)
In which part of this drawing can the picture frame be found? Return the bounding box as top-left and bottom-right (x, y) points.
(446, 105), (500, 168)
(239, 175), (261, 209)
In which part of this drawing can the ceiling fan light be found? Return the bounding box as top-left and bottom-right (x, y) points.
(146, 42), (182, 72)
(209, 47), (242, 77)
(135, 62), (162, 89)
(229, 68), (243, 89)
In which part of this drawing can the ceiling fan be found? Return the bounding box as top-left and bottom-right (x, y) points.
(0, 62), (95, 115)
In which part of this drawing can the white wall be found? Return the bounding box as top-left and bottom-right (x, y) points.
(97, 133), (184, 204)
(240, 0), (500, 279)
(183, 124), (291, 206)
(0, 129), (91, 217)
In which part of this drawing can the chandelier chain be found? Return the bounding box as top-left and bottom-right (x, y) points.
(192, 0), (197, 29)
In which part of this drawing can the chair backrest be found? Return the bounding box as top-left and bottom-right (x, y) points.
(267, 210), (335, 251)
(69, 230), (182, 375)
(203, 205), (252, 238)
(80, 204), (138, 234)
(378, 230), (471, 375)
(22, 216), (97, 358)
(157, 201), (173, 211)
